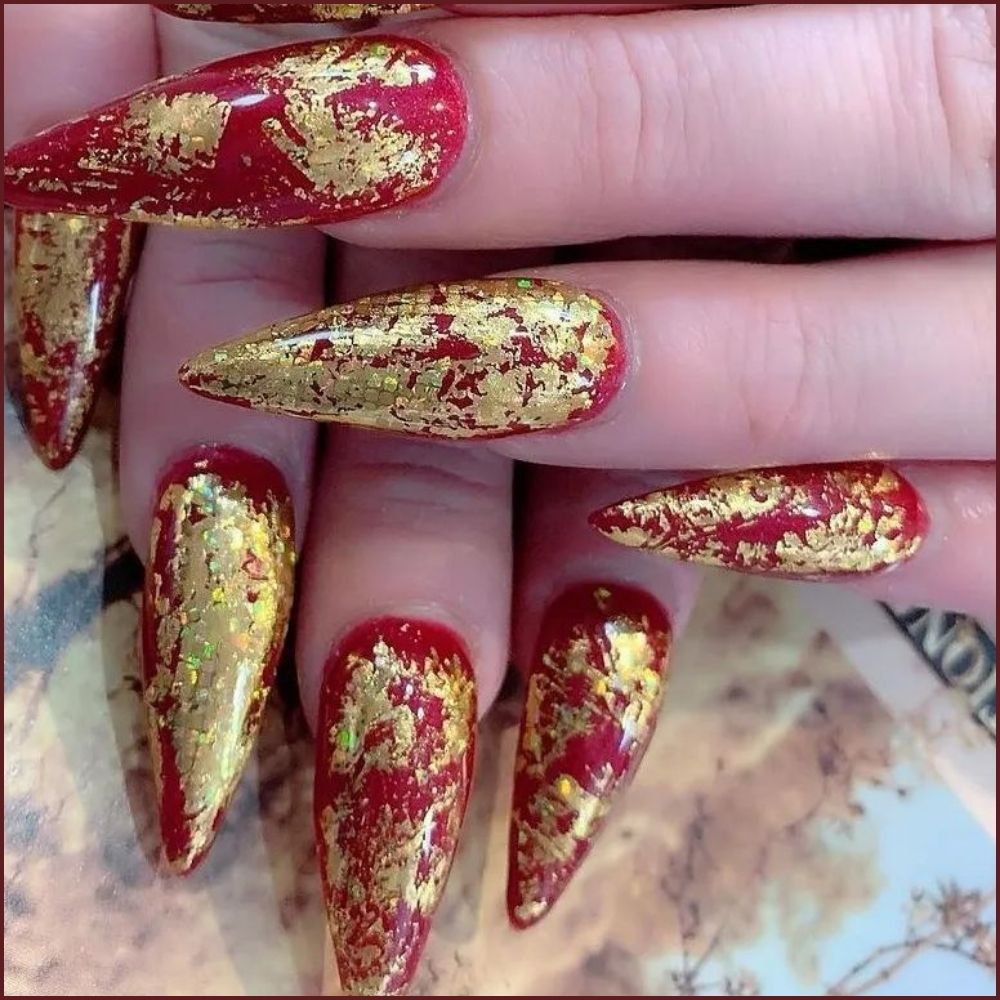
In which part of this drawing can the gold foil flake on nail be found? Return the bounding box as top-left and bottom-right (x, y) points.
(124, 93), (231, 175)
(261, 45), (444, 198)
(145, 458), (295, 870)
(181, 278), (624, 439)
(14, 212), (136, 467)
(600, 465), (926, 577)
(16, 214), (98, 345)
(318, 623), (475, 995)
(264, 104), (441, 197)
(510, 586), (672, 927)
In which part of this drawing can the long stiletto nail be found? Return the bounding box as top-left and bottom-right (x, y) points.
(144, 446), (295, 874)
(508, 585), (671, 929)
(4, 37), (465, 228)
(13, 211), (137, 469)
(158, 3), (432, 21)
(315, 619), (476, 996)
(179, 277), (625, 439)
(591, 463), (928, 578)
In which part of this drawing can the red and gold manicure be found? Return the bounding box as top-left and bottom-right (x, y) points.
(4, 36), (465, 228)
(316, 619), (476, 996)
(179, 278), (625, 439)
(13, 211), (138, 469)
(591, 464), (928, 578)
(158, 3), (433, 21)
(144, 446), (295, 874)
(509, 585), (672, 929)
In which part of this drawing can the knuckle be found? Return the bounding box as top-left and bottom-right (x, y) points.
(906, 4), (996, 232)
(727, 289), (844, 457)
(165, 230), (322, 303)
(931, 4), (996, 226)
(330, 439), (510, 530)
(579, 22), (711, 210)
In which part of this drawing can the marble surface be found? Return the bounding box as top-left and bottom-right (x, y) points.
(3, 228), (996, 996)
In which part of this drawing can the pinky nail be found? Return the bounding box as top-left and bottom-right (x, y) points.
(13, 211), (138, 469)
(315, 619), (476, 995)
(157, 4), (433, 21)
(509, 584), (672, 928)
(143, 447), (295, 874)
(591, 463), (928, 578)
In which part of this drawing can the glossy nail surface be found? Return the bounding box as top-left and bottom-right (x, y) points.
(4, 37), (465, 228)
(13, 211), (137, 469)
(316, 619), (476, 996)
(592, 464), (928, 578)
(509, 585), (671, 929)
(144, 447), (295, 874)
(180, 277), (625, 439)
(158, 3), (432, 21)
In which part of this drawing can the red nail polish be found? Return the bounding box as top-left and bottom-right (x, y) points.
(13, 211), (138, 469)
(158, 3), (433, 21)
(144, 446), (295, 874)
(4, 37), (466, 229)
(508, 585), (672, 929)
(591, 463), (928, 578)
(315, 619), (477, 996)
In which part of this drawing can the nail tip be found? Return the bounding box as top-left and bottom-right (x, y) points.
(159, 842), (207, 878)
(506, 887), (555, 931)
(30, 435), (79, 471)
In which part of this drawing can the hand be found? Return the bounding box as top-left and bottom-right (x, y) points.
(4, 4), (995, 997)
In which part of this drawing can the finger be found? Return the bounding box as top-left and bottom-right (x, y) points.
(118, 18), (326, 875)
(591, 462), (997, 620)
(507, 466), (700, 927)
(8, 5), (995, 241)
(296, 430), (512, 995)
(5, 3), (154, 468)
(180, 244), (996, 466)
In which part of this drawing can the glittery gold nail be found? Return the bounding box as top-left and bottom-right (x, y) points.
(3, 37), (465, 228)
(13, 211), (137, 469)
(143, 447), (295, 874)
(179, 277), (625, 439)
(508, 585), (672, 928)
(591, 464), (928, 578)
(316, 619), (476, 995)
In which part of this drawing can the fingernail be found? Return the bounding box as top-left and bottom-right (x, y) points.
(179, 277), (625, 439)
(4, 36), (465, 228)
(315, 619), (477, 996)
(591, 463), (928, 578)
(144, 446), (295, 874)
(158, 3), (432, 21)
(13, 211), (138, 469)
(508, 585), (671, 929)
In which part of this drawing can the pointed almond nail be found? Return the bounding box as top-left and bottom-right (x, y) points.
(144, 447), (295, 874)
(591, 463), (928, 578)
(316, 619), (476, 995)
(157, 3), (433, 21)
(179, 277), (625, 439)
(508, 584), (671, 928)
(13, 211), (138, 469)
(4, 36), (465, 228)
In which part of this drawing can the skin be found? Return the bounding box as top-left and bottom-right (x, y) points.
(4, 0), (996, 742)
